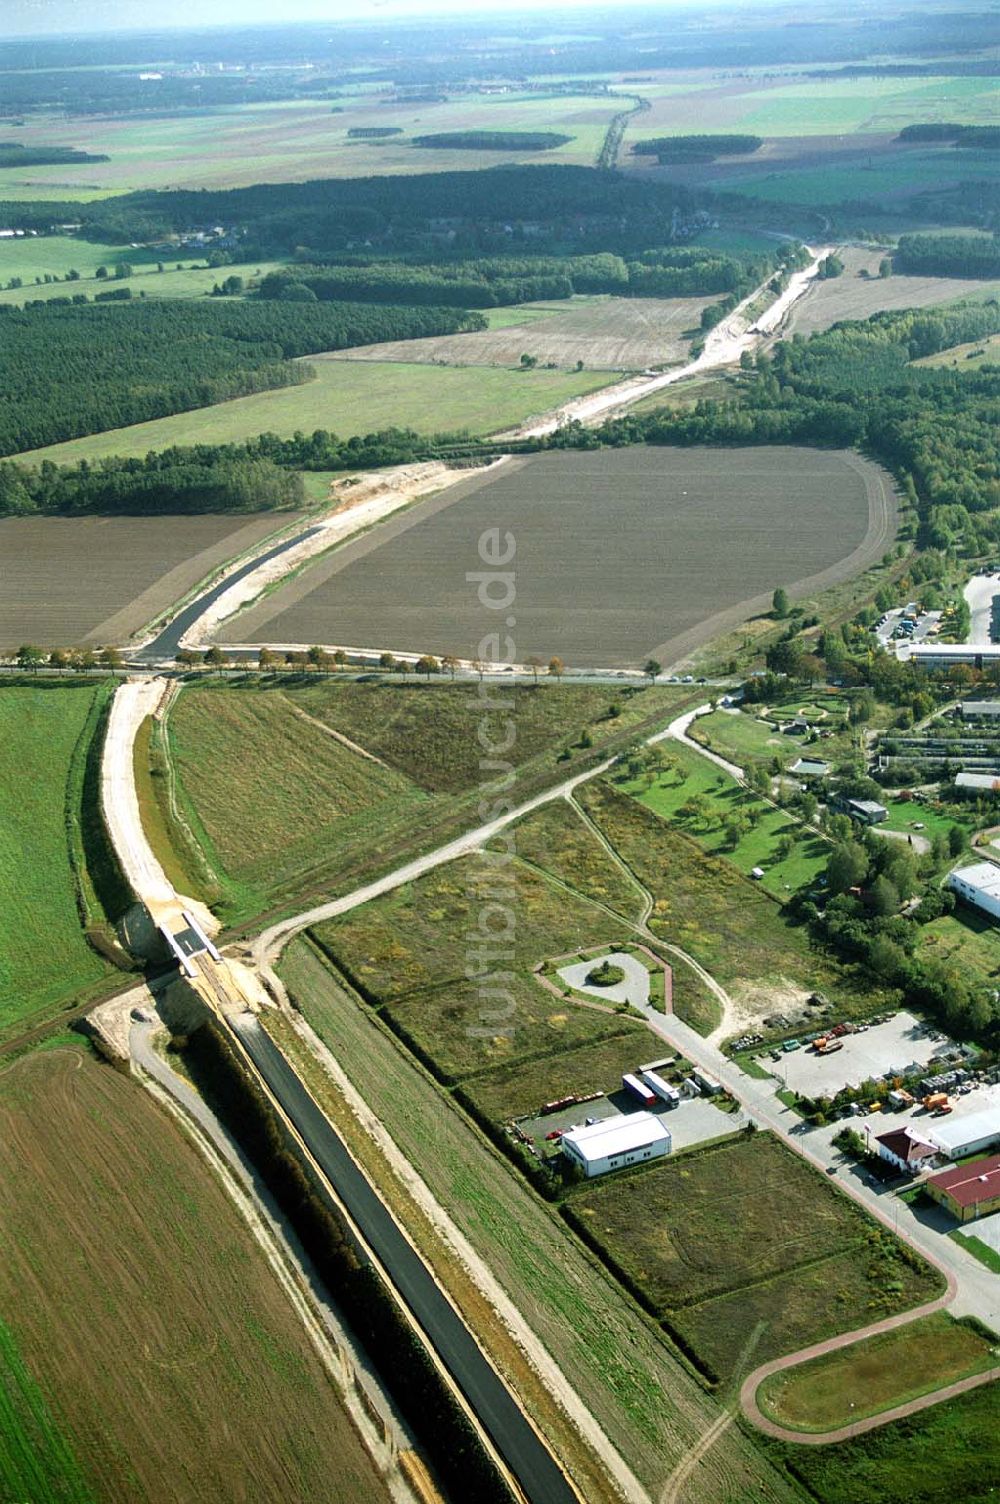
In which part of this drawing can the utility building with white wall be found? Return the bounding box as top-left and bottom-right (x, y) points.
(946, 862), (1000, 921)
(561, 1113), (671, 1177)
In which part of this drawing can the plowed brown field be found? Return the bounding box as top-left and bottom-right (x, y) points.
(0, 510), (301, 651)
(0, 1047), (391, 1504)
(222, 445), (895, 669)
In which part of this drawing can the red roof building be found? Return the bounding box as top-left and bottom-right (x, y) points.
(874, 1125), (938, 1174)
(925, 1154), (1000, 1223)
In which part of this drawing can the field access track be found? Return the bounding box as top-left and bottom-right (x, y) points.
(230, 1012), (579, 1504)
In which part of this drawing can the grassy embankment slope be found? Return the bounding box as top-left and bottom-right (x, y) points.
(0, 681), (128, 1041)
(0, 1045), (393, 1504)
(160, 679), (697, 928)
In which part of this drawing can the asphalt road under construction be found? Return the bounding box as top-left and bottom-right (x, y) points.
(230, 1012), (579, 1504)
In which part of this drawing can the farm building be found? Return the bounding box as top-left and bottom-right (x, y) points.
(874, 1125), (938, 1174)
(955, 772), (1000, 792)
(924, 1154), (1000, 1223)
(946, 862), (1000, 921)
(960, 701), (1000, 719)
(830, 795), (888, 825)
(561, 1113), (671, 1178)
(790, 757), (831, 780)
(926, 1105), (1000, 1161)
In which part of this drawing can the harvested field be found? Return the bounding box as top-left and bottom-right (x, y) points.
(0, 682), (123, 1038)
(0, 510), (301, 650)
(223, 446), (895, 670)
(327, 294), (711, 372)
(0, 93), (620, 193)
(565, 1134), (942, 1383)
(24, 361), (609, 469)
(781, 246), (1000, 336)
(0, 1047), (392, 1504)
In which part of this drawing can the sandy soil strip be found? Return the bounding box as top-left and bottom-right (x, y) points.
(181, 460), (505, 650)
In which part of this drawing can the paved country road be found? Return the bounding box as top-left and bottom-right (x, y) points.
(231, 1012), (580, 1504)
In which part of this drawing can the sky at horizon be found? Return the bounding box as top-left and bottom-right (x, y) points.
(5, 0), (714, 39)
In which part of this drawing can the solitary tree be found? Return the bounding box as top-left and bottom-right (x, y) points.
(257, 646), (276, 672)
(379, 651), (397, 672)
(644, 658), (662, 684)
(548, 656), (564, 680)
(415, 655), (438, 680)
(441, 654), (459, 679)
(772, 586), (789, 619)
(17, 644), (44, 667)
(526, 655), (543, 685)
(204, 645), (227, 670)
(99, 645), (124, 670)
(176, 648), (201, 667)
(948, 825), (966, 858)
(470, 656), (486, 681)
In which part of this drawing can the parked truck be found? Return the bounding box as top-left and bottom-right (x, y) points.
(623, 1073), (657, 1108)
(923, 1092), (949, 1112)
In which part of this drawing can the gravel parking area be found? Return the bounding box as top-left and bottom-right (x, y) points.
(774, 1011), (948, 1095)
(557, 951), (651, 1008)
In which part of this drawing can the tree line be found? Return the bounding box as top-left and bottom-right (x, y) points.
(258, 242), (797, 308)
(0, 164), (699, 257)
(0, 298), (485, 456)
(893, 233), (1000, 279)
(631, 133), (762, 162)
(412, 130), (572, 150)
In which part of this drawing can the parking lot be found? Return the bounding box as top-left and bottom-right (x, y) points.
(518, 1090), (745, 1160)
(767, 1011), (951, 1095)
(875, 606), (941, 652)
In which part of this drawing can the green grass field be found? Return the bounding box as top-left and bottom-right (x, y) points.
(286, 681), (685, 795)
(916, 909), (1000, 982)
(715, 147), (1000, 207)
(20, 360), (611, 465)
(311, 854), (631, 1003)
(155, 680), (692, 930)
(506, 800), (645, 921)
(769, 1380), (1000, 1504)
(565, 1133), (942, 1383)
(0, 1319), (93, 1504)
(756, 1313), (995, 1432)
(916, 331), (1000, 371)
(615, 743), (828, 898)
(0, 252), (285, 307)
(689, 709), (818, 768)
(0, 682), (121, 1037)
(578, 778), (888, 1018)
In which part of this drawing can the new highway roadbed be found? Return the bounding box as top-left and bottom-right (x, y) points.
(231, 1012), (579, 1504)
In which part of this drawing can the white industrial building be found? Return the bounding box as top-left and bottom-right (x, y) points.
(906, 644), (1000, 669)
(926, 1105), (1000, 1162)
(946, 862), (1000, 920)
(961, 701), (1000, 719)
(561, 1113), (671, 1177)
